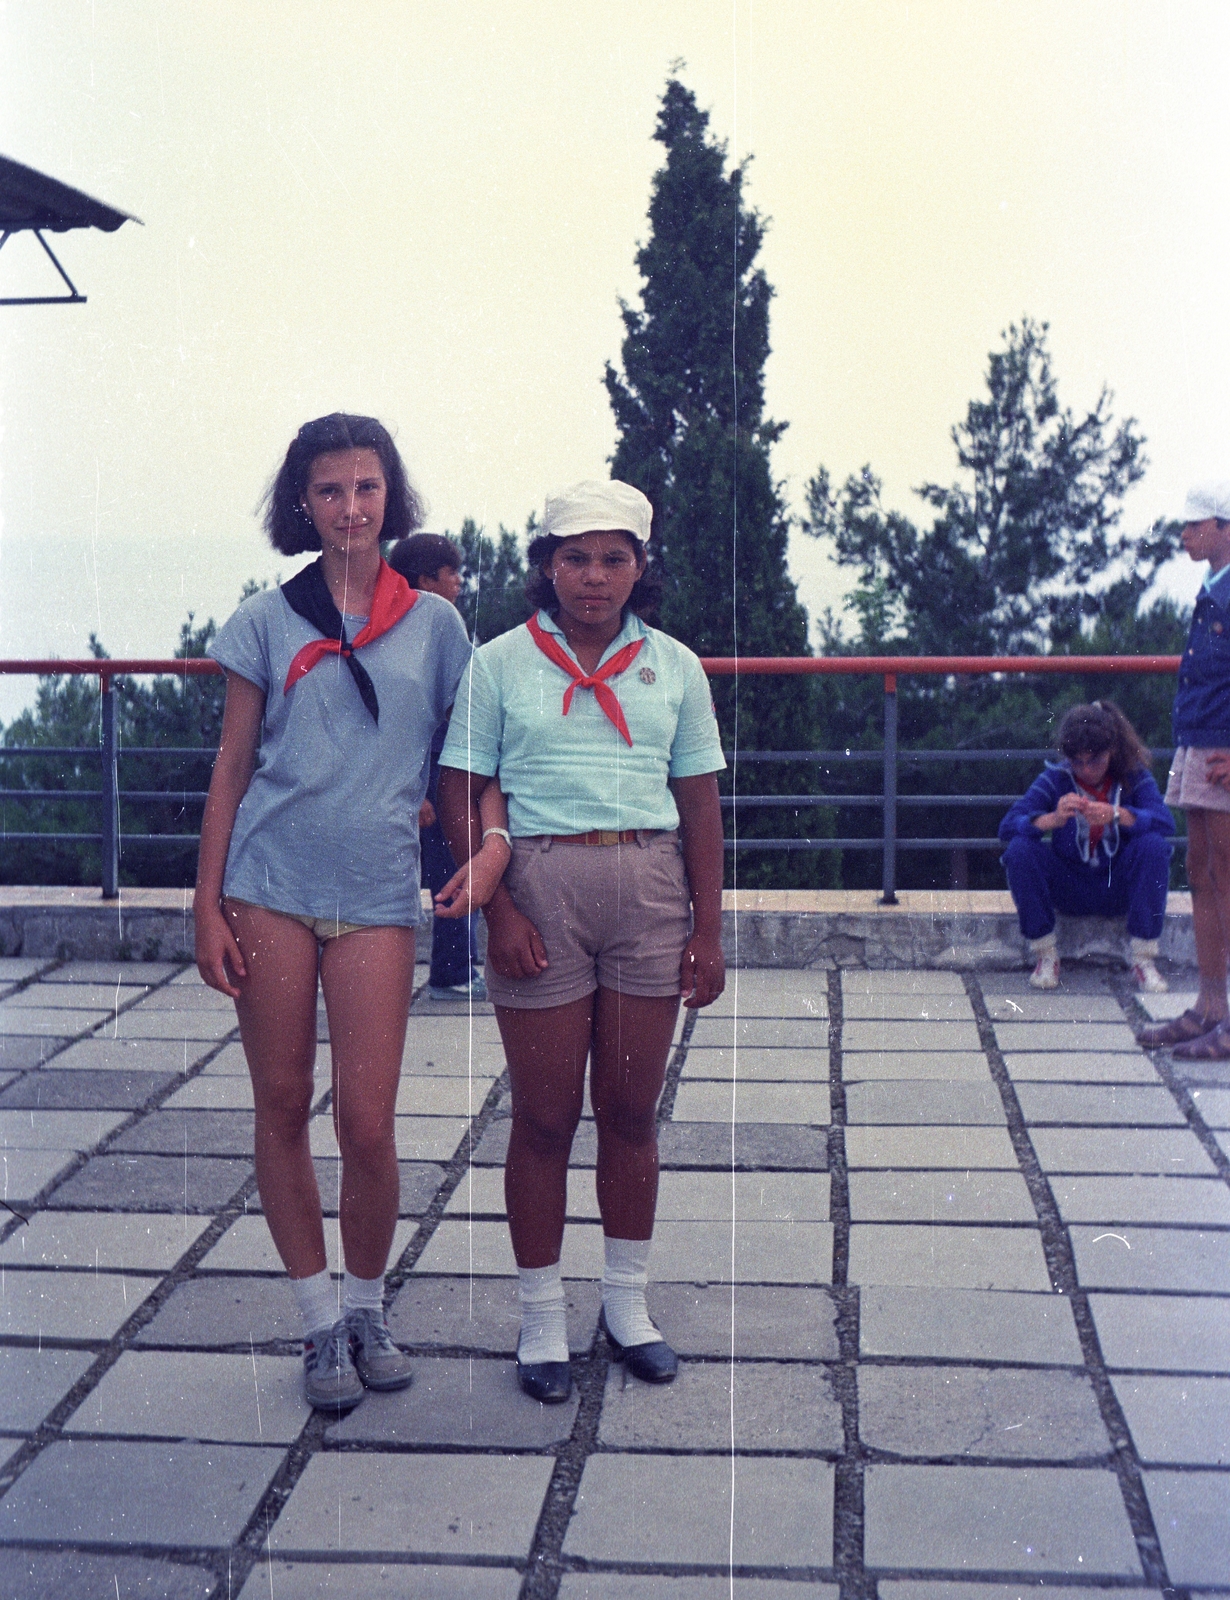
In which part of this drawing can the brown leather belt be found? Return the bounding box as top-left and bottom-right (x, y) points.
(548, 829), (639, 846)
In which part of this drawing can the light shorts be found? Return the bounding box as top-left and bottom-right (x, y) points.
(485, 831), (691, 1011)
(224, 898), (371, 943)
(1164, 747), (1230, 814)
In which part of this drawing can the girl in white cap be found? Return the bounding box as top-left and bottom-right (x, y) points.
(438, 479), (726, 1402)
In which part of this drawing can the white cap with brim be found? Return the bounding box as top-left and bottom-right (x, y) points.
(1178, 481), (1230, 523)
(542, 480), (652, 543)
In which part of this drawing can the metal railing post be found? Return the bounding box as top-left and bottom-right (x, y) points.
(100, 672), (119, 899)
(880, 673), (898, 905)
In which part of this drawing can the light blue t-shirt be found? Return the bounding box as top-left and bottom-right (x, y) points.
(209, 584), (472, 926)
(440, 609), (725, 835)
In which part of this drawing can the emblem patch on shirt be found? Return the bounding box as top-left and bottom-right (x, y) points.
(639, 666), (656, 684)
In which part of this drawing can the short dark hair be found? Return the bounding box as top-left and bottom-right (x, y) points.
(524, 531), (663, 622)
(262, 413), (424, 557)
(388, 533), (461, 586)
(1057, 700), (1151, 783)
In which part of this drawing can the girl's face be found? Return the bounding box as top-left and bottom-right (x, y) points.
(545, 531), (645, 630)
(1069, 748), (1111, 787)
(301, 447), (387, 557)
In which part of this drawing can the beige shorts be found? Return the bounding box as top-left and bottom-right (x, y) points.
(485, 831), (691, 1010)
(225, 898), (370, 943)
(1164, 747), (1230, 814)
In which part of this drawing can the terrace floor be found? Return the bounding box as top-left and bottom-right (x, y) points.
(0, 955), (1227, 1598)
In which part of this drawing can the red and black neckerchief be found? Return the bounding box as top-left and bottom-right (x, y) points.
(282, 558), (416, 724)
(525, 612), (644, 748)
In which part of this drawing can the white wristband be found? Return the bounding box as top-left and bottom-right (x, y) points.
(482, 827), (512, 848)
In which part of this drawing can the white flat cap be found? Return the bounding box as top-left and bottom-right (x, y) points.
(1179, 481), (1230, 523)
(542, 480), (652, 542)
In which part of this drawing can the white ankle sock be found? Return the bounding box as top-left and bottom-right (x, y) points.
(343, 1270), (385, 1315)
(292, 1269), (338, 1339)
(1028, 934), (1058, 956)
(1130, 938), (1159, 959)
(602, 1236), (659, 1348)
(517, 1263), (568, 1364)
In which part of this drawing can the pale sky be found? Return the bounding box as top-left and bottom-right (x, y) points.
(3, 1), (1230, 722)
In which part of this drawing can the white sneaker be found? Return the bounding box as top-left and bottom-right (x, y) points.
(1132, 957), (1168, 994)
(1029, 953), (1060, 989)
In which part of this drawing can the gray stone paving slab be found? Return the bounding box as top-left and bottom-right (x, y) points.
(844, 1082), (1006, 1125)
(394, 1073), (497, 1115)
(558, 1579), (835, 1600)
(648, 1218), (833, 1283)
(1112, 1373), (1230, 1463)
(659, 1122), (830, 1170)
(599, 1358), (842, 1450)
(201, 1040), (251, 1074)
(111, 1107), (255, 1154)
(326, 1355), (578, 1446)
(862, 1463), (1141, 1574)
(1142, 1469), (1230, 1583)
(992, 1021), (1142, 1053)
(844, 971), (967, 994)
(133, 985), (238, 1011)
(270, 1451), (554, 1557)
(1138, 990), (1199, 1019)
(242, 1158), (443, 1218)
(1192, 1086), (1230, 1126)
(0, 1346), (93, 1430)
(841, 1052), (991, 1081)
(133, 1274), (300, 1346)
(1013, 1083), (1185, 1125)
(649, 1283), (840, 1358)
(980, 969), (1117, 996)
(0, 1007), (109, 1036)
(107, 1007), (237, 1040)
(1001, 1051), (1162, 1083)
(239, 1564), (521, 1600)
(0, 1268), (159, 1339)
(678, 1046), (829, 1081)
(848, 1225), (1050, 1290)
(1050, 1173), (1230, 1225)
(848, 1170), (1036, 1223)
(309, 1112), (467, 1164)
(842, 993), (975, 1021)
(1089, 1293), (1230, 1372)
(0, 1550), (216, 1600)
(201, 1214), (415, 1273)
(0, 1147), (79, 1203)
(0, 958), (52, 981)
(162, 1073), (256, 1109)
(671, 1081), (830, 1124)
(65, 1349), (308, 1442)
(0, 1035), (69, 1071)
(1070, 1224), (1230, 1292)
(388, 1275), (601, 1354)
(0, 1067), (176, 1109)
(0, 1209), (209, 1269)
(879, 1588), (1154, 1600)
(564, 1453), (834, 1567)
(5, 983), (146, 1011)
(689, 1017), (830, 1050)
(983, 993), (1126, 1022)
(859, 1365), (1109, 1459)
(844, 1126), (1019, 1169)
(49, 1151), (252, 1211)
(0, 1437), (283, 1547)
(43, 1035), (212, 1072)
(843, 1020), (983, 1052)
(411, 1218), (596, 1278)
(859, 1286), (1083, 1364)
(0, 1107), (126, 1150)
(709, 968), (830, 1016)
(50, 961), (179, 985)
(1031, 1127), (1215, 1173)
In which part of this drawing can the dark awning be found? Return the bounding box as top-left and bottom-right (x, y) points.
(0, 153), (140, 234)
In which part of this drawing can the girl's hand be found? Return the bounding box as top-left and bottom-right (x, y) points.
(195, 903), (247, 999)
(680, 930), (725, 1009)
(1207, 752), (1230, 791)
(484, 896), (549, 979)
(1055, 792), (1083, 822)
(434, 838), (512, 919)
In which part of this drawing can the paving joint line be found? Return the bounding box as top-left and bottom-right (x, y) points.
(519, 1347), (611, 1600)
(963, 970), (1171, 1591)
(652, 1005), (697, 1124)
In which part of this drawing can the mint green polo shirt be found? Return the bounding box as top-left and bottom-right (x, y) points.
(439, 609), (725, 836)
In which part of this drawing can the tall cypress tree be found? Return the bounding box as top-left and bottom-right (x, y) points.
(606, 79), (827, 883)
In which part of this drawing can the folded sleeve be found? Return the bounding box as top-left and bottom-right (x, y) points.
(208, 598), (272, 694)
(439, 652), (502, 777)
(667, 652), (727, 779)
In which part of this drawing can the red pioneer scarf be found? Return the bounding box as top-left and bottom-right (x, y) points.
(282, 558), (416, 723)
(526, 612), (644, 748)
(1075, 774), (1114, 848)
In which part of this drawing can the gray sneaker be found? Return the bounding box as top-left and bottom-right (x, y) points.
(345, 1305), (415, 1391)
(303, 1318), (365, 1413)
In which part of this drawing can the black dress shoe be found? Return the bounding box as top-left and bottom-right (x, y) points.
(516, 1357), (572, 1403)
(599, 1307), (678, 1384)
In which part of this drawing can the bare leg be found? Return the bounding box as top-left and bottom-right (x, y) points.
(590, 989), (680, 1239)
(226, 902), (325, 1278)
(1186, 811), (1230, 1020)
(497, 996), (593, 1268)
(321, 927), (416, 1279)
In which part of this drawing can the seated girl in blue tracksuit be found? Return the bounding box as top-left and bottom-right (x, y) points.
(998, 701), (1175, 991)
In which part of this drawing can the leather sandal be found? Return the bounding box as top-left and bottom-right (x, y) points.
(1137, 1009), (1220, 1049)
(1172, 1018), (1230, 1061)
(599, 1306), (678, 1384)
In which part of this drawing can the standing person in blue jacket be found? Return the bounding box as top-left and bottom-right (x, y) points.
(999, 700), (1174, 991)
(1140, 483), (1230, 1057)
